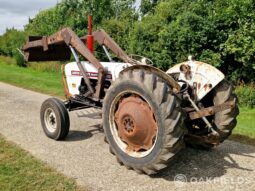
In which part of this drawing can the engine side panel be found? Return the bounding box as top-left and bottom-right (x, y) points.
(65, 61), (131, 95)
(166, 61), (225, 101)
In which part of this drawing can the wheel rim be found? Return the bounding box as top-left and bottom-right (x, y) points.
(44, 108), (57, 133)
(109, 92), (158, 158)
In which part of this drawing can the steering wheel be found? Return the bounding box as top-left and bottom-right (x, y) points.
(129, 54), (154, 65)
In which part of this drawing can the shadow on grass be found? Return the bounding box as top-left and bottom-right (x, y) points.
(230, 134), (255, 146)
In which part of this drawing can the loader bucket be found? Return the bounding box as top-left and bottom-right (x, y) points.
(23, 36), (71, 62)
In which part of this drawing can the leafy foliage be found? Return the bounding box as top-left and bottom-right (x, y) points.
(24, 7), (64, 35)
(236, 84), (255, 108)
(24, 0), (134, 36)
(0, 28), (26, 66)
(129, 0), (255, 81)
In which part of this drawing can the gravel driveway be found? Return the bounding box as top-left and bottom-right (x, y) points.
(0, 82), (255, 191)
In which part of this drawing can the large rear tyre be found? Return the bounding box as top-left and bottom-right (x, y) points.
(103, 69), (186, 175)
(40, 98), (70, 140)
(185, 80), (239, 149)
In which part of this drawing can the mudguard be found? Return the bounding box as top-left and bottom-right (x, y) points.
(166, 60), (225, 101)
(120, 65), (181, 93)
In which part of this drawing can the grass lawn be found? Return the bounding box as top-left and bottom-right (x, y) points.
(0, 59), (63, 98)
(231, 107), (255, 145)
(0, 135), (85, 191)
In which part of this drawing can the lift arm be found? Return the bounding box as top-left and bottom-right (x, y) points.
(81, 29), (136, 64)
(22, 27), (105, 100)
(22, 25), (137, 100)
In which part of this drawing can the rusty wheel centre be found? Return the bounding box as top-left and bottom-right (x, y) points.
(114, 96), (157, 152)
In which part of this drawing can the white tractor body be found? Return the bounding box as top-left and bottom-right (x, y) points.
(167, 60), (225, 101)
(65, 61), (131, 95)
(65, 59), (225, 101)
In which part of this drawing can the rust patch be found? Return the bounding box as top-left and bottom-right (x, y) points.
(114, 96), (157, 152)
(203, 83), (213, 91)
(61, 65), (72, 98)
(203, 84), (208, 91)
(180, 64), (192, 80)
(198, 83), (201, 90)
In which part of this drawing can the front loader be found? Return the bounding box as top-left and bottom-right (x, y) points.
(22, 16), (239, 175)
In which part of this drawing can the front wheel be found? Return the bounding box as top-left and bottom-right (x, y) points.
(40, 98), (70, 140)
(103, 69), (186, 175)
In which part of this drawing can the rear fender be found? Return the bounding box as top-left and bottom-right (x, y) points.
(166, 61), (225, 101)
(120, 65), (181, 93)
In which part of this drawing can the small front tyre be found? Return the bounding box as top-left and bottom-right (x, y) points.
(40, 98), (70, 140)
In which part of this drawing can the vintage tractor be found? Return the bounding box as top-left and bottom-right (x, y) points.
(22, 16), (239, 175)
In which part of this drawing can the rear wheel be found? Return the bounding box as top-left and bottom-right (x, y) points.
(40, 98), (70, 140)
(185, 80), (239, 149)
(103, 69), (186, 175)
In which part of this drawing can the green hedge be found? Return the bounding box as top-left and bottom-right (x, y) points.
(236, 84), (255, 108)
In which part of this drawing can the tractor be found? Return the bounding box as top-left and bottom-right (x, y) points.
(22, 16), (239, 175)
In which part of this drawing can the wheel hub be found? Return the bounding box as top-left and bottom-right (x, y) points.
(49, 114), (56, 125)
(114, 96), (157, 152)
(123, 116), (135, 133)
(44, 108), (57, 133)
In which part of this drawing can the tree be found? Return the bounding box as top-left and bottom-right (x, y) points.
(128, 0), (255, 82)
(140, 0), (159, 16)
(25, 0), (115, 36)
(0, 28), (26, 56)
(25, 7), (64, 35)
(0, 28), (26, 66)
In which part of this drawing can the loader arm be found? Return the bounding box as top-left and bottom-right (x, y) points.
(81, 29), (135, 64)
(22, 27), (105, 100)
